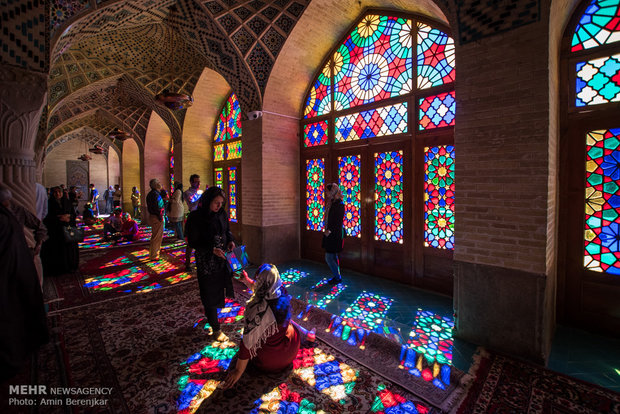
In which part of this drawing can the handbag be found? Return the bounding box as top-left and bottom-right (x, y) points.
(63, 225), (85, 243)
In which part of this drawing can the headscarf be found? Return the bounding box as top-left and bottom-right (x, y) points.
(242, 264), (284, 358)
(324, 183), (343, 228)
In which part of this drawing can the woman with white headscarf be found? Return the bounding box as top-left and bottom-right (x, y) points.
(322, 183), (345, 284)
(220, 264), (313, 389)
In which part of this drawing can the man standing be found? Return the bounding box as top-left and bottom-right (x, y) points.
(113, 184), (122, 208)
(104, 185), (114, 214)
(89, 183), (100, 216)
(183, 174), (203, 271)
(146, 178), (164, 261)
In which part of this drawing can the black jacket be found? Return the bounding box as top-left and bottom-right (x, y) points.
(322, 199), (345, 253)
(185, 208), (234, 251)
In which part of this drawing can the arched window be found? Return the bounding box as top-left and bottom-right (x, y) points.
(561, 0), (620, 332)
(301, 12), (456, 290)
(169, 139), (174, 193)
(213, 92), (242, 235)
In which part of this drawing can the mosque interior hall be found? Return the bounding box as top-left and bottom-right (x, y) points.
(1, 0), (620, 412)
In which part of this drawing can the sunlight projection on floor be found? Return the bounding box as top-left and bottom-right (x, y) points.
(177, 340), (237, 413)
(279, 268), (309, 287)
(84, 266), (150, 290)
(399, 309), (454, 389)
(166, 272), (192, 285)
(250, 383), (320, 414)
(293, 347), (359, 403)
(98, 254), (133, 269)
(370, 383), (430, 414)
(129, 249), (150, 261)
(340, 291), (393, 331)
(136, 283), (162, 293)
(166, 247), (196, 264)
(308, 278), (347, 309)
(78, 227), (175, 250)
(219, 298), (245, 324)
(145, 258), (180, 275)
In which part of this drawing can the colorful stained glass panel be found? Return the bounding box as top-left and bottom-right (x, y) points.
(304, 62), (332, 118)
(419, 91), (456, 130)
(215, 168), (223, 188)
(227, 93), (243, 140)
(424, 145), (455, 250)
(338, 155), (361, 237)
(575, 54), (620, 106)
(333, 15), (412, 111)
(228, 167), (237, 223)
(304, 120), (329, 147)
(584, 128), (620, 274)
(571, 0), (620, 52)
(375, 151), (404, 243)
(417, 23), (455, 89)
(335, 102), (408, 142)
(169, 140), (175, 192)
(214, 144), (225, 161)
(306, 158), (325, 231)
(227, 140), (242, 159)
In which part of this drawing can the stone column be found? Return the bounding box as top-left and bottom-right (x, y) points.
(0, 65), (48, 213)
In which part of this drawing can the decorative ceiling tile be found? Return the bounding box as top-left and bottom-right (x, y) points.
(248, 0), (265, 11)
(231, 27), (255, 56)
(261, 27), (285, 58)
(217, 14), (241, 34)
(0, 0), (46, 71)
(233, 6), (252, 21)
(204, 1), (225, 15)
(261, 6), (280, 20)
(247, 42), (272, 93)
(286, 2), (304, 17)
(50, 0), (91, 35)
(247, 15), (268, 36)
(274, 13), (294, 34)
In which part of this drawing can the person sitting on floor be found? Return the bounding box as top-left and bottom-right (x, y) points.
(120, 212), (139, 242)
(102, 207), (122, 240)
(82, 203), (97, 226)
(219, 264), (315, 389)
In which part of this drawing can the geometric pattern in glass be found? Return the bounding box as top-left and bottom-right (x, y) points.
(306, 158), (325, 231)
(584, 128), (620, 274)
(335, 102), (408, 142)
(333, 15), (412, 111)
(424, 145), (455, 250)
(417, 23), (455, 90)
(339, 291), (393, 332)
(304, 61), (332, 118)
(375, 151), (404, 243)
(227, 140), (242, 159)
(338, 155), (361, 237)
(576, 54), (620, 106)
(304, 120), (329, 147)
(571, 0), (620, 52)
(419, 91), (456, 130)
(228, 166), (237, 223)
(214, 144), (225, 162)
(214, 92), (242, 142)
(170, 140), (175, 192)
(215, 167), (223, 188)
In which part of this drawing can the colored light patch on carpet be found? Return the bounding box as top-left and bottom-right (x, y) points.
(293, 347), (359, 403)
(97, 254), (134, 269)
(178, 340), (238, 412)
(166, 272), (192, 285)
(251, 383), (318, 414)
(308, 278), (347, 309)
(83, 266), (150, 291)
(326, 314), (370, 348)
(145, 258), (181, 275)
(218, 298), (245, 324)
(340, 291), (393, 331)
(370, 383), (430, 414)
(279, 268), (309, 287)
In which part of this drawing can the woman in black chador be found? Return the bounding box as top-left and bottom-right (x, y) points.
(42, 186), (79, 276)
(185, 186), (235, 338)
(322, 183), (345, 284)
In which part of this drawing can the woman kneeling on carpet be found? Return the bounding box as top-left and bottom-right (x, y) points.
(220, 264), (314, 389)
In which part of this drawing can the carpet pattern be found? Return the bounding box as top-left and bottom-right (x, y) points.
(40, 281), (450, 413)
(456, 350), (620, 414)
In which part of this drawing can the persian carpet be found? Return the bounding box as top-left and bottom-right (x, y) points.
(455, 350), (620, 413)
(17, 281), (469, 413)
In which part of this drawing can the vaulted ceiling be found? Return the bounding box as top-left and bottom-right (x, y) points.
(43, 0), (311, 151)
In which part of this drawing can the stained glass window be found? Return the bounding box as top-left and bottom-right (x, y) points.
(304, 120), (329, 147)
(571, 0), (620, 51)
(215, 167), (223, 188)
(306, 159), (325, 231)
(214, 144), (225, 162)
(375, 151), (403, 243)
(228, 167), (237, 223)
(227, 140), (242, 159)
(417, 23), (455, 89)
(333, 15), (412, 111)
(419, 91), (456, 130)
(303, 62), (332, 118)
(214, 92), (242, 142)
(338, 155), (361, 237)
(584, 128), (620, 274)
(575, 54), (620, 106)
(335, 102), (408, 142)
(424, 145), (455, 250)
(169, 140), (174, 192)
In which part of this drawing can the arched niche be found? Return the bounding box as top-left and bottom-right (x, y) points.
(181, 67), (231, 188)
(144, 111), (172, 199)
(122, 138), (141, 216)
